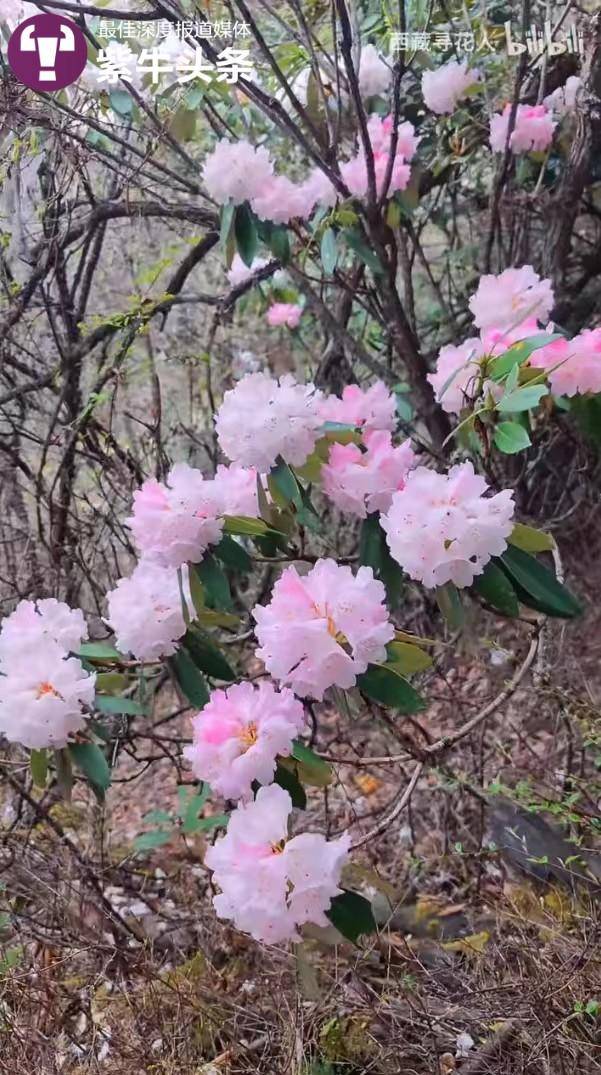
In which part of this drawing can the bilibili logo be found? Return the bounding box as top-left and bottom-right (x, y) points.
(7, 13), (88, 92)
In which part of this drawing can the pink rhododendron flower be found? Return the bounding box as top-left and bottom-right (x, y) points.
(381, 462), (515, 588)
(468, 266), (554, 332)
(266, 303), (302, 329)
(319, 381), (396, 434)
(251, 175), (314, 224)
(212, 463), (259, 517)
(184, 681), (305, 801)
(529, 328), (601, 397)
(205, 783), (350, 943)
(544, 76), (581, 116)
(0, 598), (87, 661)
(299, 166), (337, 211)
(358, 44), (392, 97)
(227, 254), (269, 287)
(421, 60), (479, 115)
(215, 372), (323, 471)
(0, 637), (95, 749)
(126, 463), (223, 570)
(202, 139), (274, 205)
(340, 115), (417, 199)
(490, 103), (556, 154)
(106, 561), (189, 661)
(322, 431), (416, 517)
(253, 558), (394, 699)
(428, 338), (487, 414)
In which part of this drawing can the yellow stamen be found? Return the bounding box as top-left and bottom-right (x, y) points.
(239, 721), (258, 749)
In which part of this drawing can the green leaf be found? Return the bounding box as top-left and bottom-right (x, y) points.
(274, 763), (307, 809)
(498, 546), (582, 618)
(170, 648), (210, 708)
(278, 740), (333, 788)
(494, 421), (532, 454)
(196, 608), (240, 629)
(326, 890), (377, 943)
(472, 561), (519, 617)
(358, 514), (404, 610)
(435, 581), (465, 629)
(109, 89), (133, 116)
(497, 384), (548, 413)
(30, 749), (48, 789)
(259, 221), (290, 265)
(193, 555), (232, 611)
(177, 783), (214, 832)
(54, 748), (73, 800)
(357, 664), (426, 713)
(320, 228), (338, 274)
(385, 641), (432, 675)
(133, 829), (172, 852)
(94, 695), (145, 716)
(213, 534), (252, 573)
(220, 202), (235, 253)
(183, 626), (236, 681)
(223, 514), (280, 538)
(69, 742), (111, 794)
(142, 809), (173, 826)
(509, 522), (555, 553)
(78, 641), (122, 662)
(488, 334), (563, 382)
(95, 671), (128, 694)
(234, 203), (259, 267)
(268, 457), (302, 511)
(343, 229), (384, 275)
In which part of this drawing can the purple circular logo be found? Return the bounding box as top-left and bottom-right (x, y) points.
(7, 13), (88, 92)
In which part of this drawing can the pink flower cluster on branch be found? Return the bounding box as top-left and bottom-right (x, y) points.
(185, 681), (305, 801)
(253, 559), (394, 699)
(381, 462), (515, 588)
(0, 600), (95, 749)
(205, 784), (350, 943)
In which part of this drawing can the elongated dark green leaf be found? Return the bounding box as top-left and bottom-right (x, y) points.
(170, 648), (210, 707)
(291, 740), (332, 787)
(54, 748), (73, 800)
(95, 671), (128, 694)
(223, 514), (279, 537)
(183, 627), (236, 681)
(213, 534), (252, 573)
(488, 333), (563, 382)
(220, 201), (235, 255)
(509, 522), (554, 553)
(320, 228), (338, 274)
(358, 513), (404, 610)
(498, 546), (582, 618)
(268, 457), (303, 510)
(326, 890), (377, 943)
(343, 229), (384, 275)
(69, 742), (111, 793)
(78, 641), (122, 662)
(194, 555), (232, 611)
(234, 203), (259, 267)
(95, 695), (145, 716)
(435, 581), (465, 629)
(266, 224), (290, 265)
(385, 641), (432, 675)
(30, 749), (48, 789)
(357, 664), (426, 713)
(472, 561), (519, 617)
(274, 763), (307, 809)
